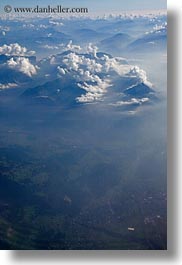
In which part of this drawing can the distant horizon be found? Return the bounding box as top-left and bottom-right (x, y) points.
(0, 0), (167, 15)
(0, 9), (167, 18)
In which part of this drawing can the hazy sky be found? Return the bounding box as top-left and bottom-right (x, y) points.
(0, 0), (166, 13)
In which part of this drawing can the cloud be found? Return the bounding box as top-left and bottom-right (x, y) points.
(0, 83), (18, 90)
(76, 78), (111, 103)
(49, 20), (64, 26)
(7, 57), (38, 77)
(145, 21), (167, 35)
(42, 44), (60, 50)
(78, 70), (102, 83)
(86, 43), (98, 58)
(63, 52), (102, 73)
(154, 22), (167, 30)
(61, 47), (112, 102)
(76, 92), (103, 103)
(63, 52), (81, 71)
(127, 66), (153, 87)
(64, 40), (82, 52)
(0, 43), (35, 56)
(111, 97), (150, 107)
(103, 55), (130, 75)
(55, 42), (153, 103)
(64, 42), (99, 58)
(57, 66), (67, 75)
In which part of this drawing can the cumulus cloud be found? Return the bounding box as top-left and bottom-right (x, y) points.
(77, 79), (111, 103)
(63, 52), (81, 71)
(0, 43), (35, 56)
(103, 55), (130, 75)
(55, 42), (153, 103)
(64, 40), (82, 52)
(86, 43), (98, 58)
(76, 92), (103, 103)
(7, 57), (38, 77)
(63, 52), (102, 73)
(127, 66), (152, 87)
(64, 41), (99, 58)
(61, 48), (112, 102)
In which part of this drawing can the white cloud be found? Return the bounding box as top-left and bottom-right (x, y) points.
(102, 55), (130, 75)
(0, 83), (18, 90)
(7, 57), (38, 77)
(145, 21), (167, 35)
(42, 44), (59, 50)
(127, 66), (153, 87)
(63, 52), (81, 71)
(153, 22), (167, 32)
(57, 66), (67, 75)
(76, 92), (103, 103)
(111, 97), (149, 107)
(64, 40), (82, 52)
(76, 79), (111, 103)
(86, 43), (98, 58)
(55, 43), (153, 103)
(49, 20), (64, 26)
(61, 49), (112, 102)
(0, 43), (35, 56)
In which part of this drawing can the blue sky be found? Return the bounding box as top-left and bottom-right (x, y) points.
(0, 0), (166, 13)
